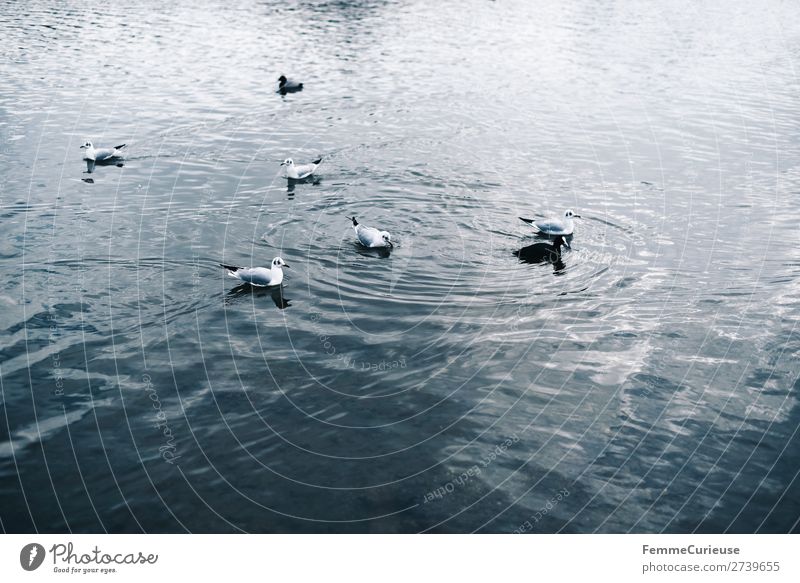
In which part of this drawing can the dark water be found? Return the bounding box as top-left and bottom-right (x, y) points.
(1, 0), (799, 533)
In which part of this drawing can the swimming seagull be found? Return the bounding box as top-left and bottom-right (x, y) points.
(219, 257), (289, 287)
(347, 216), (393, 248)
(281, 157), (322, 179)
(514, 235), (569, 264)
(79, 141), (126, 162)
(519, 209), (581, 236)
(278, 75), (303, 93)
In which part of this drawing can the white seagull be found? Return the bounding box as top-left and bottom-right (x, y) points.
(281, 157), (322, 180)
(347, 216), (393, 248)
(79, 141), (126, 162)
(219, 257), (289, 287)
(519, 209), (581, 236)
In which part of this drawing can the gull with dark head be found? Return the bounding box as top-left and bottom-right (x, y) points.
(347, 216), (392, 248)
(519, 209), (581, 236)
(219, 257), (289, 287)
(79, 140), (126, 162)
(281, 157), (322, 180)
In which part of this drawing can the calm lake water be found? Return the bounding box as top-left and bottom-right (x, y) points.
(1, 0), (799, 533)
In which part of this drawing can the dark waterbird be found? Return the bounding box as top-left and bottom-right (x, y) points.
(278, 75), (303, 94)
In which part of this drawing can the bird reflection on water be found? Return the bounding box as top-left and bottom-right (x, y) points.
(286, 175), (321, 197)
(85, 158), (125, 174)
(225, 283), (291, 309)
(514, 235), (569, 273)
(354, 243), (393, 259)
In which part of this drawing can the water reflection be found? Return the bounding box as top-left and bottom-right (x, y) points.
(84, 158), (124, 174)
(225, 283), (292, 309)
(514, 235), (568, 273)
(286, 176), (321, 196)
(354, 243), (392, 259)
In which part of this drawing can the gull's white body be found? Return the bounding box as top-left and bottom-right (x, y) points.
(282, 157), (321, 180)
(220, 257), (288, 287)
(528, 209), (579, 236)
(348, 217), (392, 248)
(80, 141), (125, 162)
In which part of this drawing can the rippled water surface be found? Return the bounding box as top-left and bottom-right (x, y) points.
(1, 0), (799, 533)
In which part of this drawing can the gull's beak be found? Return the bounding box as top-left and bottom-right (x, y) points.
(283, 263), (290, 268)
(79, 145), (86, 149)
(280, 161), (286, 166)
(573, 214), (581, 218)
